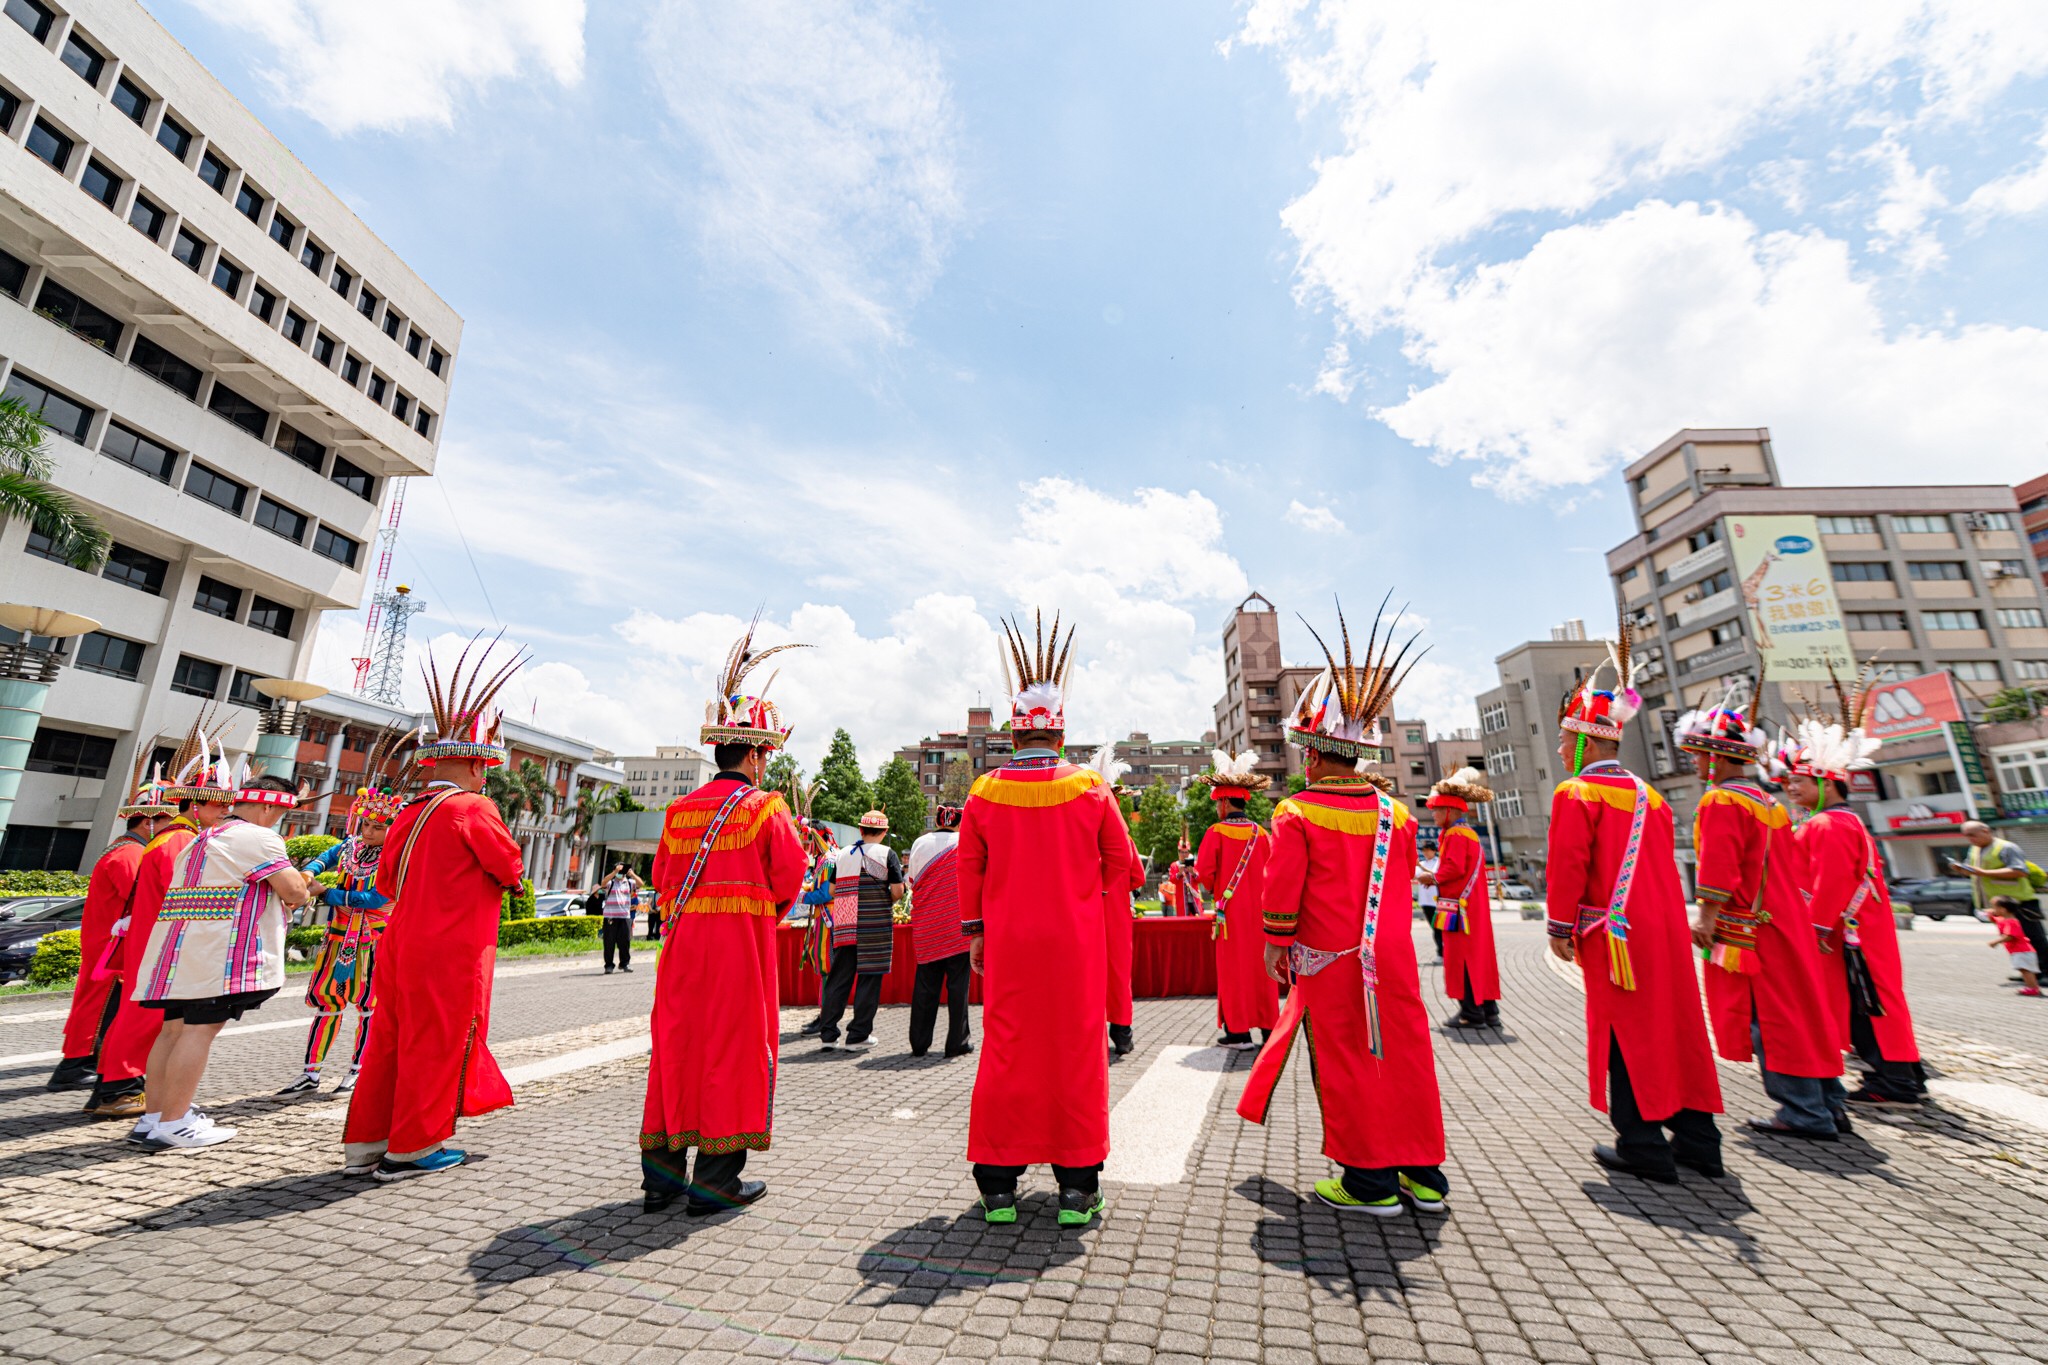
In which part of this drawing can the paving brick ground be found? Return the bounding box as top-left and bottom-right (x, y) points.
(2, 921), (2045, 1364)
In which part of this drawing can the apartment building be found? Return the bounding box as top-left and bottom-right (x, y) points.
(896, 706), (1014, 795)
(1113, 732), (1214, 794)
(617, 744), (706, 805)
(0, 0), (458, 871)
(1470, 636), (1609, 888)
(2018, 471), (2048, 590)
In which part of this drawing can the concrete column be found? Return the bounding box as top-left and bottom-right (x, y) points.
(252, 730), (298, 780)
(0, 673), (54, 839)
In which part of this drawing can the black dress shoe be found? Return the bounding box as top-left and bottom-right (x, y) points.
(1675, 1152), (1726, 1178)
(945, 1042), (975, 1058)
(46, 1057), (98, 1091)
(1108, 1024), (1134, 1055)
(799, 1018), (823, 1035)
(686, 1180), (766, 1217)
(643, 1189), (680, 1214)
(1592, 1144), (1679, 1184)
(1831, 1110), (1854, 1135)
(1746, 1117), (1837, 1141)
(1444, 1012), (1486, 1028)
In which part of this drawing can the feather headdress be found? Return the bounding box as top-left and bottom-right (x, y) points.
(1087, 741), (1130, 790)
(1190, 747), (1270, 799)
(1427, 766), (1494, 811)
(115, 742), (177, 818)
(1561, 620), (1644, 741)
(1675, 676), (1766, 762)
(998, 609), (1076, 732)
(1288, 592), (1426, 767)
(784, 776), (835, 855)
(163, 705), (236, 802)
(346, 725), (420, 836)
(418, 631), (528, 766)
(701, 613), (809, 750)
(1782, 658), (1884, 781)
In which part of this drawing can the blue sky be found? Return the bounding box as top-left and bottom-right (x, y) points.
(154, 0), (2048, 769)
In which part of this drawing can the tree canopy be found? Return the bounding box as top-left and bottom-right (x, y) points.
(871, 758), (929, 855)
(812, 728), (875, 826)
(1131, 779), (1184, 871)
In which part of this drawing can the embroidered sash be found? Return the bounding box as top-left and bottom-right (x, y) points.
(1835, 814), (1887, 1016)
(1432, 839), (1482, 934)
(660, 783), (755, 938)
(1211, 823), (1261, 940)
(1284, 789), (1396, 1056)
(1707, 789), (1771, 976)
(1576, 773), (1647, 991)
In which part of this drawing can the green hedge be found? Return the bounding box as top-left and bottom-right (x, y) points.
(499, 915), (603, 947)
(501, 878), (535, 922)
(27, 930), (82, 987)
(0, 870), (90, 897)
(286, 834), (340, 865)
(287, 925), (326, 956)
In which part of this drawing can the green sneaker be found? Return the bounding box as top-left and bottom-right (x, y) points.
(980, 1193), (1018, 1224)
(1398, 1173), (1447, 1212)
(1312, 1177), (1400, 1216)
(1056, 1188), (1105, 1226)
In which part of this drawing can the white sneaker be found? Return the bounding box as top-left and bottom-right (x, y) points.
(333, 1070), (358, 1093)
(124, 1113), (167, 1148)
(156, 1113), (236, 1150)
(840, 1038), (875, 1052)
(277, 1072), (321, 1096)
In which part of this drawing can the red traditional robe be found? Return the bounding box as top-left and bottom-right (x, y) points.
(641, 777), (808, 1157)
(1434, 822), (1499, 1004)
(1106, 820), (1143, 1028)
(1694, 783), (1840, 1077)
(1239, 780), (1443, 1170)
(344, 785), (524, 1157)
(1544, 764), (1722, 1121)
(959, 761), (1132, 1167)
(57, 832), (146, 1061)
(1798, 804), (1918, 1063)
(93, 820), (194, 1086)
(1195, 819), (1279, 1033)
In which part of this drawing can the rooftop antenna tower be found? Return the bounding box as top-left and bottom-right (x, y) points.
(352, 479), (416, 700)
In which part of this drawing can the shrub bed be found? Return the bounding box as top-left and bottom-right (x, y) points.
(286, 834), (340, 865)
(499, 915), (604, 947)
(0, 870), (90, 897)
(27, 930), (83, 987)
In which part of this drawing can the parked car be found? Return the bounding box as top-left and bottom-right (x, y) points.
(1493, 879), (1538, 901)
(1888, 877), (1979, 920)
(532, 891), (586, 918)
(0, 895), (82, 922)
(0, 896), (88, 981)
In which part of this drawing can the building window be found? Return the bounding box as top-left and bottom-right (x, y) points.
(155, 112), (193, 161)
(253, 496), (308, 543)
(170, 655), (222, 698)
(313, 526), (360, 568)
(330, 265), (352, 297)
(0, 247), (26, 299)
(266, 210), (296, 249)
(1998, 608), (2047, 629)
(247, 596), (294, 637)
(206, 382), (268, 437)
(300, 240), (325, 275)
(428, 346), (447, 377)
(1495, 790), (1524, 820)
(79, 158), (121, 208)
(249, 283), (277, 323)
(4, 0), (54, 42)
(171, 228), (206, 272)
(197, 150), (231, 194)
(2016, 660), (2048, 681)
(76, 632), (145, 680)
(27, 726), (116, 779)
(1817, 515), (1877, 535)
(1708, 620), (1741, 645)
(312, 331), (337, 367)
(282, 309), (308, 346)
(1995, 743), (2048, 792)
(60, 29), (105, 83)
(357, 288), (378, 320)
(192, 575), (241, 619)
(128, 191), (166, 241)
(1923, 610), (1982, 632)
(0, 87), (15, 137)
(34, 278), (122, 350)
(367, 372), (388, 404)
(392, 392), (412, 422)
(1986, 560), (2030, 579)
(1480, 701), (1509, 733)
(112, 75), (149, 124)
(1687, 525), (1720, 553)
(1907, 561), (1967, 581)
(234, 182), (264, 223)
(227, 669), (266, 709)
(341, 353), (362, 386)
(330, 455), (375, 501)
(414, 407), (435, 439)
(382, 311), (402, 340)
(129, 334), (202, 399)
(211, 257), (243, 298)
(1847, 611), (1907, 632)
(1878, 660), (1925, 680)
(22, 528), (71, 564)
(26, 118), (73, 172)
(1973, 512), (2014, 531)
(273, 421), (325, 471)
(184, 463), (247, 515)
(405, 328), (424, 359)
(1945, 660), (2001, 683)
(1891, 514), (1949, 535)
(1833, 561), (1894, 583)
(1, 370), (94, 442)
(101, 422), (178, 482)
(101, 544), (169, 595)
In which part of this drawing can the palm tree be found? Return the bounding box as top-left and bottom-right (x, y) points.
(0, 397), (109, 570)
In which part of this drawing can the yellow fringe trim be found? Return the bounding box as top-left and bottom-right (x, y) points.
(1209, 822), (1263, 841)
(969, 769), (1103, 807)
(675, 893), (781, 916)
(1273, 795), (1411, 837)
(1557, 777), (1668, 815)
(1440, 824), (1479, 844)
(660, 792), (788, 855)
(1697, 786), (1787, 827)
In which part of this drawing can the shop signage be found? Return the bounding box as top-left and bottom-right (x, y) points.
(1724, 515), (1855, 679)
(1865, 671), (1966, 742)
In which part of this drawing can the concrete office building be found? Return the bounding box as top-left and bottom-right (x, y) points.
(1113, 732), (1213, 794)
(617, 744), (706, 806)
(2017, 472), (2048, 591)
(0, 0), (458, 871)
(1470, 636), (1608, 888)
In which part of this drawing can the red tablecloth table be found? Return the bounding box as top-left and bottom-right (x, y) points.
(775, 915), (1220, 1007)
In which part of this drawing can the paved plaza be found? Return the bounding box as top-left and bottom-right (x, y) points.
(2, 920), (2045, 1365)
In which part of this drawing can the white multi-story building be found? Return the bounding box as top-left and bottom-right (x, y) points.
(0, 0), (458, 871)
(618, 744), (707, 805)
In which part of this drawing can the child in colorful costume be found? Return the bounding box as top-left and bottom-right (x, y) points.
(1192, 749), (1278, 1050)
(1425, 767), (1500, 1028)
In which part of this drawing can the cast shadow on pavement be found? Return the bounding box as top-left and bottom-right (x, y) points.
(1434, 1025), (1520, 1046)
(114, 1168), (376, 1235)
(468, 1203), (687, 1289)
(1233, 1175), (1443, 1302)
(1580, 1174), (1761, 1267)
(855, 1211), (1086, 1306)
(1738, 1127), (1902, 1185)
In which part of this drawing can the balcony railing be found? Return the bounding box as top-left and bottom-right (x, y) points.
(1998, 788), (2048, 818)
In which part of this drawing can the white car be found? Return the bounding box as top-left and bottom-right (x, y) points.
(1493, 879), (1538, 901)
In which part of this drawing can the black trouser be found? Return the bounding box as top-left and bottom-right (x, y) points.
(602, 917), (633, 970)
(974, 1162), (1099, 1196)
(644, 909), (662, 941)
(818, 945), (882, 1044)
(909, 952), (971, 1055)
(1849, 1006), (1927, 1100)
(2012, 905), (2048, 973)
(1608, 1035), (1720, 1177)
(1341, 1164), (1449, 1201)
(1430, 923), (1444, 956)
(641, 1145), (747, 1197)
(1459, 977), (1500, 1022)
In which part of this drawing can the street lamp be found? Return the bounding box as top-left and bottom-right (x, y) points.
(249, 677), (330, 782)
(0, 603), (102, 840)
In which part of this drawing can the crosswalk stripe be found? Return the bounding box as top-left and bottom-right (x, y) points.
(1101, 1045), (1230, 1185)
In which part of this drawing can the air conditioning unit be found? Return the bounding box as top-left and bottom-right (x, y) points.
(1964, 513), (1991, 534)
(1682, 590), (1703, 604)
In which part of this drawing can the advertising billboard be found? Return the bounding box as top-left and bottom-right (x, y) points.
(1724, 515), (1856, 681)
(1864, 670), (1967, 743)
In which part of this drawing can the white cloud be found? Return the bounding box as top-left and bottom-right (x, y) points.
(1963, 118), (2048, 219)
(1284, 500), (1346, 534)
(182, 0), (586, 134)
(644, 0), (964, 344)
(1861, 133), (1947, 271)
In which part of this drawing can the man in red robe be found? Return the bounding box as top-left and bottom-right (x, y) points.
(47, 764), (175, 1091)
(343, 642), (526, 1180)
(1680, 700), (1844, 1139)
(1094, 752), (1144, 1057)
(1546, 632), (1723, 1184)
(907, 804), (974, 1058)
(640, 627), (809, 1215)
(1236, 602), (1445, 1215)
(1423, 768), (1499, 1029)
(962, 611), (1132, 1227)
(1192, 750), (1278, 1050)
(1783, 712), (1924, 1106)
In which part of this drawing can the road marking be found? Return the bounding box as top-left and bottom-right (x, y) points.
(305, 1033), (655, 1119)
(1928, 1079), (2048, 1135)
(1101, 1045), (1229, 1185)
(0, 1009), (72, 1024)
(0, 1015), (310, 1069)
